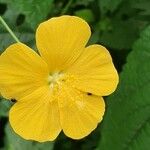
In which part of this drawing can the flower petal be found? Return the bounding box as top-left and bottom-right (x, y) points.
(9, 86), (61, 142)
(66, 45), (119, 96)
(0, 43), (49, 100)
(58, 84), (105, 139)
(36, 15), (91, 71)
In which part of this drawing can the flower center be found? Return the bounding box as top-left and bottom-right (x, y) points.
(48, 71), (64, 88)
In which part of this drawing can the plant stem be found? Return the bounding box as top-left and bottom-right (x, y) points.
(61, 0), (73, 15)
(0, 16), (20, 43)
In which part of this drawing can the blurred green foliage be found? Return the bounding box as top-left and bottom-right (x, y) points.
(97, 25), (150, 150)
(0, 0), (150, 150)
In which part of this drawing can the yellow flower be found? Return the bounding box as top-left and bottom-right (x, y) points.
(0, 16), (118, 142)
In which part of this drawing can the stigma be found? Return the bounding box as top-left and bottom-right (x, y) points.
(48, 71), (64, 88)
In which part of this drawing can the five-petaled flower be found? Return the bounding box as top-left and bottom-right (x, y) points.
(0, 16), (118, 142)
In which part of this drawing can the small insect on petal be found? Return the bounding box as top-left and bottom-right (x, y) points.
(11, 99), (17, 102)
(87, 92), (92, 96)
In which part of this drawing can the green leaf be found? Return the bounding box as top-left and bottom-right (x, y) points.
(97, 25), (150, 150)
(0, 30), (34, 52)
(99, 0), (123, 13)
(74, 9), (94, 23)
(0, 98), (11, 117)
(74, 0), (95, 6)
(131, 0), (150, 16)
(9, 0), (54, 29)
(5, 123), (54, 150)
(99, 20), (139, 50)
(0, 1), (34, 52)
